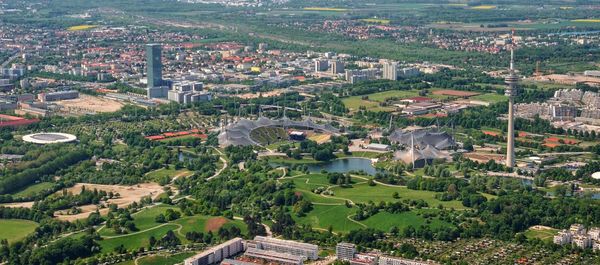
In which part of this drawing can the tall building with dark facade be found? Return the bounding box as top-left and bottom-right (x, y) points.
(146, 43), (163, 89)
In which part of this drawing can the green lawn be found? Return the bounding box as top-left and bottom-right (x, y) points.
(295, 204), (364, 233)
(331, 182), (467, 210)
(471, 93), (507, 103)
(99, 224), (180, 253)
(98, 205), (247, 253)
(524, 227), (559, 242)
(137, 252), (196, 265)
(0, 219), (39, 243)
(146, 166), (192, 181)
(99, 205), (179, 237)
(361, 210), (452, 232)
(10, 182), (54, 198)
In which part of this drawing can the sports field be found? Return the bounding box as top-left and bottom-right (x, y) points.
(0, 219), (39, 243)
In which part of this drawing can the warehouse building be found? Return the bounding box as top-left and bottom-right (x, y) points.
(38, 90), (79, 102)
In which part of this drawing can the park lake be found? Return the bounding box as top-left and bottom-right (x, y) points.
(272, 157), (379, 175)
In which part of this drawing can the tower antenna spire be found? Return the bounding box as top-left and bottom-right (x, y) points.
(504, 29), (519, 168)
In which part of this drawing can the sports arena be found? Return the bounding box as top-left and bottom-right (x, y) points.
(22, 132), (77, 144)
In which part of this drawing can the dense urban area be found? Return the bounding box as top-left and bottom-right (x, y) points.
(1, 0), (600, 264)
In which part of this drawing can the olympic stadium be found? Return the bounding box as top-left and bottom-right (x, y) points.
(218, 117), (340, 147)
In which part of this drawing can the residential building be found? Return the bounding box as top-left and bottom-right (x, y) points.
(184, 238), (244, 265)
(336, 242), (356, 261)
(379, 256), (438, 265)
(331, 60), (345, 74)
(382, 62), (398, 80)
(553, 230), (572, 245)
(314, 60), (329, 72)
(244, 247), (303, 265)
(572, 235), (592, 249)
(252, 236), (319, 260)
(351, 254), (378, 265)
(570, 224), (586, 235)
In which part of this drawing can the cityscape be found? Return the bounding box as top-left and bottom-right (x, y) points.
(1, 0), (600, 265)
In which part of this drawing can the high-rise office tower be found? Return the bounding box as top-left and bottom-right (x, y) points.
(146, 43), (163, 89)
(505, 46), (519, 168)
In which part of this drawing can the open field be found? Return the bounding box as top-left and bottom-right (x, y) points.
(99, 224), (179, 253)
(471, 5), (497, 10)
(295, 204), (363, 233)
(55, 95), (124, 114)
(146, 166), (193, 182)
(303, 7), (348, 12)
(360, 18), (391, 24)
(10, 182), (53, 198)
(98, 204), (247, 253)
(572, 19), (600, 23)
(471, 93), (508, 103)
(524, 226), (559, 242)
(432, 90), (480, 97)
(136, 252), (196, 265)
(67, 25), (98, 31)
(0, 219), (38, 243)
(331, 181), (467, 209)
(361, 210), (452, 232)
(54, 183), (164, 221)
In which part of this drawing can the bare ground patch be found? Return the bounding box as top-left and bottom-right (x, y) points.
(54, 182), (163, 221)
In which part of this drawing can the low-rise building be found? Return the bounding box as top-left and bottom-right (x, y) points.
(38, 90), (79, 102)
(378, 256), (438, 265)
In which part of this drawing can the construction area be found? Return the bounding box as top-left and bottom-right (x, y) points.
(54, 95), (124, 115)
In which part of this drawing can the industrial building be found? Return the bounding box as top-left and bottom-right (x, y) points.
(184, 237), (244, 265)
(38, 90), (79, 102)
(167, 81), (212, 104)
(251, 236), (319, 260)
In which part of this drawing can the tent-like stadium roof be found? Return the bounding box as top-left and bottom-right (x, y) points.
(218, 117), (340, 147)
(393, 145), (449, 167)
(388, 128), (455, 150)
